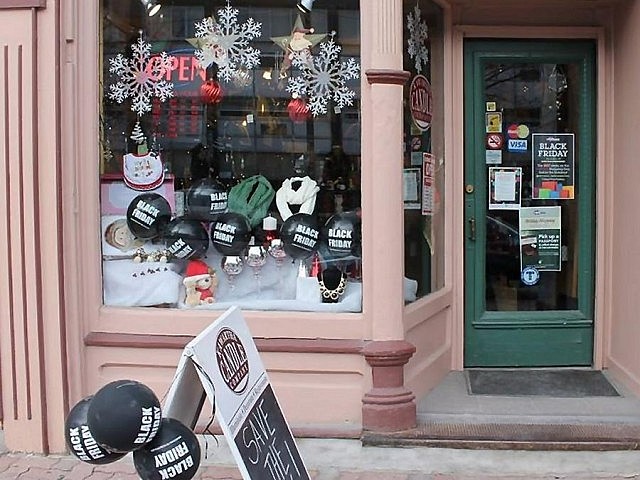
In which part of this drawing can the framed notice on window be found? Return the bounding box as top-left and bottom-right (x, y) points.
(403, 168), (421, 210)
(489, 167), (522, 210)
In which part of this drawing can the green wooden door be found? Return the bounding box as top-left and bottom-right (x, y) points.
(464, 40), (596, 367)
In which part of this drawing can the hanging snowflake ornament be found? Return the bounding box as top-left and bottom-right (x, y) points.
(108, 31), (175, 117)
(406, 4), (429, 74)
(188, 4), (262, 83)
(287, 33), (360, 117)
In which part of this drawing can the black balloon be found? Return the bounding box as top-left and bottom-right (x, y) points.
(210, 212), (251, 256)
(280, 213), (320, 260)
(185, 178), (228, 221)
(323, 211), (362, 258)
(87, 380), (162, 453)
(163, 218), (210, 260)
(126, 193), (172, 240)
(65, 396), (127, 465)
(133, 418), (201, 480)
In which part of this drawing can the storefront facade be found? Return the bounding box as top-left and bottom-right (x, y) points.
(1, 0), (639, 454)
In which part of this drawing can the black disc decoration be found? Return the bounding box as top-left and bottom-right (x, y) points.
(126, 193), (172, 240)
(163, 218), (210, 260)
(65, 396), (127, 465)
(185, 178), (228, 221)
(133, 418), (201, 480)
(87, 380), (162, 453)
(210, 212), (251, 256)
(280, 213), (320, 260)
(323, 211), (362, 258)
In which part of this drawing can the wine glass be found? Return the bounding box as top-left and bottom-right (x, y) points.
(221, 255), (244, 291)
(268, 239), (288, 297)
(245, 245), (267, 294)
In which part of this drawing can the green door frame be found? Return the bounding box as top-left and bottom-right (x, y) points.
(463, 40), (597, 367)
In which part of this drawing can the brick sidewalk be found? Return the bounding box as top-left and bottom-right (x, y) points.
(0, 452), (639, 480)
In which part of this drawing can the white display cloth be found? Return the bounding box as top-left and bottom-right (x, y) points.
(176, 252), (362, 312)
(103, 260), (182, 307)
(103, 250), (416, 311)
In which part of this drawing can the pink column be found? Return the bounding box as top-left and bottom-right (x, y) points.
(362, 340), (416, 432)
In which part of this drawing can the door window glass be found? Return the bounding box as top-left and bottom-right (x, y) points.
(402, 0), (445, 302)
(99, 0), (362, 312)
(484, 62), (582, 311)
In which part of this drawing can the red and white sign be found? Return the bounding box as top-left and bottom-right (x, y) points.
(422, 153), (435, 216)
(507, 124), (519, 139)
(409, 75), (433, 132)
(486, 133), (504, 150)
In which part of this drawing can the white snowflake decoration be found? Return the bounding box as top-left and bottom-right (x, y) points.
(407, 5), (429, 74)
(108, 32), (175, 117)
(193, 6), (262, 83)
(287, 35), (360, 116)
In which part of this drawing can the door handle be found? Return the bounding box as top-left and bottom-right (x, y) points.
(468, 217), (476, 241)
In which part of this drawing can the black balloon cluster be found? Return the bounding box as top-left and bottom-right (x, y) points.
(125, 190), (363, 265)
(64, 380), (201, 480)
(280, 212), (362, 260)
(125, 193), (210, 261)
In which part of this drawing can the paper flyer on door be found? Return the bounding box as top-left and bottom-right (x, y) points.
(519, 206), (562, 271)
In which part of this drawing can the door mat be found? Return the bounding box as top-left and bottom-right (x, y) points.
(467, 369), (620, 397)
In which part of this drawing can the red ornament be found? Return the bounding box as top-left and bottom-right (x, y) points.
(287, 98), (311, 123)
(310, 252), (322, 277)
(201, 79), (223, 104)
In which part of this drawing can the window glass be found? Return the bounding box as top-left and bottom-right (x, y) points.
(402, 0), (445, 301)
(100, 0), (362, 312)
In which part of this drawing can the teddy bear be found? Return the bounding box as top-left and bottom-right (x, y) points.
(183, 259), (219, 307)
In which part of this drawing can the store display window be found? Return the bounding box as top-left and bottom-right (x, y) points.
(402, 0), (445, 300)
(100, 0), (362, 311)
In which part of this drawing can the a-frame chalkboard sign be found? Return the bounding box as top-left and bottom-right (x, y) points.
(163, 306), (310, 480)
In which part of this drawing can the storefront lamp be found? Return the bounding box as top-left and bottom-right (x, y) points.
(297, 0), (315, 13)
(140, 0), (162, 17)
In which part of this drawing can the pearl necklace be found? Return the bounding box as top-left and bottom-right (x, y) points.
(318, 273), (346, 301)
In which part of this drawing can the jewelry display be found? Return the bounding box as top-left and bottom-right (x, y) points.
(318, 266), (346, 303)
(133, 248), (170, 263)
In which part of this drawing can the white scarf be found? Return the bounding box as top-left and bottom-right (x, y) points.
(276, 176), (320, 221)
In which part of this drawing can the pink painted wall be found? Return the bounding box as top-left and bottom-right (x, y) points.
(606, 0), (640, 392)
(0, 2), (69, 454)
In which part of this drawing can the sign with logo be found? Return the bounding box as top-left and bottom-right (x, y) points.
(507, 123), (530, 139)
(485, 112), (502, 133)
(521, 266), (540, 286)
(486, 133), (504, 150)
(409, 75), (433, 131)
(507, 138), (527, 152)
(532, 133), (575, 199)
(485, 149), (502, 165)
(163, 307), (310, 480)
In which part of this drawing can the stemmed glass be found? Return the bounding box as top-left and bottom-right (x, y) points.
(245, 245), (267, 295)
(221, 255), (244, 291)
(268, 239), (288, 297)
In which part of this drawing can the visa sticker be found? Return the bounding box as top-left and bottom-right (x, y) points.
(507, 139), (527, 152)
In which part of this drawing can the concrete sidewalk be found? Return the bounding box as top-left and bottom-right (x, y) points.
(2, 436), (640, 479)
